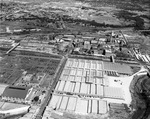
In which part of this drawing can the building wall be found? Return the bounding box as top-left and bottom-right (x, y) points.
(0, 106), (30, 116)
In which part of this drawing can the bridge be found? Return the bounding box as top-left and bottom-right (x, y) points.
(6, 43), (20, 55)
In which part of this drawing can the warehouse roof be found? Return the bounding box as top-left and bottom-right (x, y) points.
(47, 94), (107, 115)
(2, 86), (30, 99)
(103, 62), (132, 75)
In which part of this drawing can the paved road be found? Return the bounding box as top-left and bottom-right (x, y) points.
(34, 38), (73, 119)
(35, 56), (67, 119)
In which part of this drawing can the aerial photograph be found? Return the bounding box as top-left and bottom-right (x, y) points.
(0, 0), (150, 119)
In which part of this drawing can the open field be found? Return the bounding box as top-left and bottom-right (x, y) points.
(0, 0), (150, 34)
(0, 51), (61, 85)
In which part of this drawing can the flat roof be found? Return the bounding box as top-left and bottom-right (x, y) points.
(103, 62), (132, 75)
(0, 102), (28, 111)
(48, 94), (107, 115)
(56, 58), (130, 109)
(55, 80), (104, 97)
(2, 86), (30, 99)
(61, 58), (104, 83)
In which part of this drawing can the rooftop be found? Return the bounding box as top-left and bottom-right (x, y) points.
(1, 86), (30, 99)
(103, 62), (132, 75)
(0, 102), (28, 111)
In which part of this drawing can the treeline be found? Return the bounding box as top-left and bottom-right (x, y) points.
(130, 0), (150, 4)
(115, 10), (146, 30)
(61, 15), (135, 28)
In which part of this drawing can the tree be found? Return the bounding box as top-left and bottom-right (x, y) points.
(33, 96), (39, 102)
(134, 17), (144, 30)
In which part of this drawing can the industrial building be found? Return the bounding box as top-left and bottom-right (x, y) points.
(103, 61), (132, 75)
(1, 86), (33, 104)
(55, 81), (104, 97)
(55, 58), (126, 99)
(41, 57), (132, 118)
(0, 102), (30, 118)
(44, 94), (108, 117)
(55, 80), (124, 100)
(61, 58), (104, 81)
